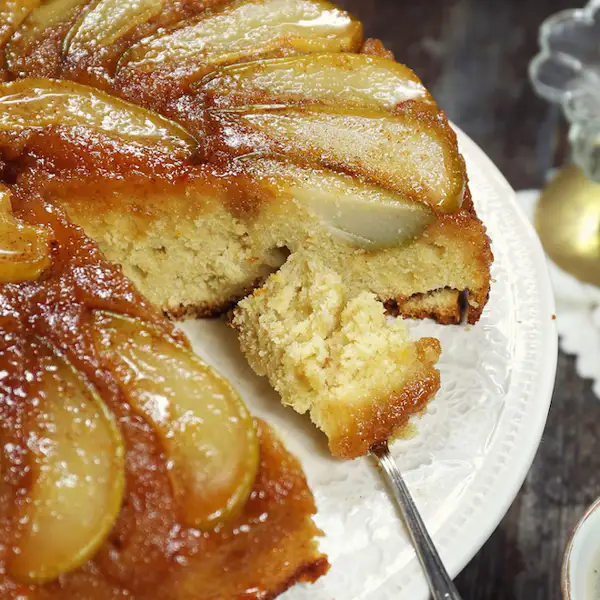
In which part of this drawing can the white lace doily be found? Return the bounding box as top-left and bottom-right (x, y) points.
(518, 189), (600, 398)
(177, 127), (557, 600)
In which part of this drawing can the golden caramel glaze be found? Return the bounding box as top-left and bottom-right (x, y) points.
(0, 196), (326, 598)
(62, 0), (233, 91)
(112, 0), (363, 111)
(0, 78), (196, 158)
(1, 123), (457, 218)
(194, 101), (466, 212)
(0, 0), (39, 79)
(1, 1), (468, 212)
(194, 53), (434, 114)
(5, 0), (229, 86)
(360, 37), (395, 60)
(0, 184), (51, 283)
(0, 126), (192, 187)
(329, 338), (441, 459)
(5, 0), (362, 110)
(1, 0), (466, 214)
(4, 0), (88, 80)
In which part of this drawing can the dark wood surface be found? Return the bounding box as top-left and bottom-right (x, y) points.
(334, 1), (597, 598)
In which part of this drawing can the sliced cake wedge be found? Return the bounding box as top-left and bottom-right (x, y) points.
(233, 251), (441, 459)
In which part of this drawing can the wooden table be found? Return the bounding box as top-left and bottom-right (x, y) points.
(335, 1), (599, 598)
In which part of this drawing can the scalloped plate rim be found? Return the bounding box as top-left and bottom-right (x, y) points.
(418, 125), (558, 595)
(179, 123), (557, 600)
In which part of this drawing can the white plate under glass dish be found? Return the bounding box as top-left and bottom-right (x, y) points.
(178, 126), (558, 600)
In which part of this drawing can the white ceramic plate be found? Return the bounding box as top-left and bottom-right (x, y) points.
(179, 126), (558, 600)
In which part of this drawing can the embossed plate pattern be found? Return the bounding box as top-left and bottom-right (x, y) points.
(180, 126), (558, 600)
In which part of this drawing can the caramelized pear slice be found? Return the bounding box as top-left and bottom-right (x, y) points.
(92, 312), (259, 530)
(0, 0), (40, 43)
(199, 53), (433, 111)
(0, 77), (195, 154)
(9, 343), (125, 585)
(0, 186), (51, 283)
(217, 105), (465, 212)
(0, 0), (40, 66)
(245, 158), (434, 247)
(63, 0), (164, 58)
(117, 0), (362, 76)
(4, 0), (88, 72)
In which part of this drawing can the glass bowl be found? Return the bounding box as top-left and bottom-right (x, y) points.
(530, 0), (600, 181)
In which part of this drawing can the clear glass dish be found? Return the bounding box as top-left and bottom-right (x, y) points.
(530, 0), (600, 181)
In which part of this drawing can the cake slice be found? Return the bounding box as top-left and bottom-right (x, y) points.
(233, 252), (441, 458)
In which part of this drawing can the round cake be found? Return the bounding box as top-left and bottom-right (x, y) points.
(0, 0), (492, 598)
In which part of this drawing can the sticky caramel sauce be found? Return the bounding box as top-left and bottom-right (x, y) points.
(0, 122), (287, 226)
(62, 0), (229, 92)
(8, 0), (231, 97)
(0, 197), (327, 599)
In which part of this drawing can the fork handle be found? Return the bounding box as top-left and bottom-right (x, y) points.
(372, 443), (463, 600)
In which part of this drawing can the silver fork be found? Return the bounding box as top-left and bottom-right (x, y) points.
(371, 441), (463, 600)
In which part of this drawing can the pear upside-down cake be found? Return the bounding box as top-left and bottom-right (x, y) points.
(0, 185), (327, 598)
(0, 0), (493, 595)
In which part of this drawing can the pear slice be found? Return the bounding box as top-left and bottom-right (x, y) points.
(0, 0), (40, 75)
(92, 312), (259, 530)
(198, 53), (433, 111)
(0, 0), (40, 45)
(4, 0), (88, 73)
(214, 105), (466, 213)
(116, 0), (362, 76)
(245, 158), (434, 247)
(0, 77), (196, 155)
(9, 342), (125, 585)
(0, 186), (51, 283)
(63, 0), (164, 59)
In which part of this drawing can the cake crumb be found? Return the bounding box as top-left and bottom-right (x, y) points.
(233, 252), (441, 459)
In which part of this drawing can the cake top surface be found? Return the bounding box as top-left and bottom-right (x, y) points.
(0, 0), (469, 227)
